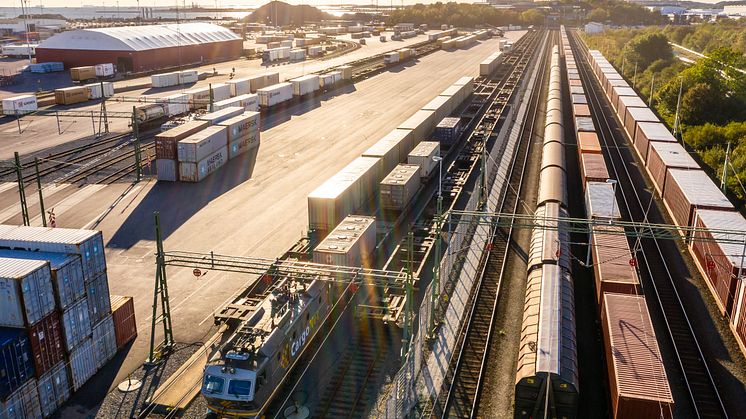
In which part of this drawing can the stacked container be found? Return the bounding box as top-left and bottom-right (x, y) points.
(110, 296), (137, 349)
(257, 83), (293, 108)
(248, 72), (280, 93)
(155, 120), (209, 182)
(197, 107), (245, 126)
(217, 112), (261, 160)
(290, 75), (320, 97)
(178, 126), (229, 182)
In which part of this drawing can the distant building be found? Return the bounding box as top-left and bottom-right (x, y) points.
(0, 17), (67, 35)
(723, 4), (746, 16)
(35, 22), (242, 73)
(394, 23), (415, 32)
(585, 22), (605, 34)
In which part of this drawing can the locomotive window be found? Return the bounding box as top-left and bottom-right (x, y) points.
(203, 375), (225, 394)
(228, 380), (252, 398)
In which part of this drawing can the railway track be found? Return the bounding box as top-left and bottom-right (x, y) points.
(435, 30), (552, 419)
(569, 31), (728, 419)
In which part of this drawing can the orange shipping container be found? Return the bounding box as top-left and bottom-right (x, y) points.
(110, 295), (137, 349)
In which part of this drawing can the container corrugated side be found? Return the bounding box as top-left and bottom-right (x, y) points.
(28, 311), (64, 378)
(634, 121), (676, 163)
(663, 169), (734, 228)
(0, 257), (55, 327)
(61, 298), (92, 352)
(380, 164), (421, 211)
(155, 120), (209, 160)
(110, 296), (137, 349)
(0, 328), (34, 401)
(602, 293), (674, 419)
(156, 159), (178, 182)
(407, 141), (440, 178)
(91, 315), (116, 370)
(227, 78), (251, 96)
(0, 379), (41, 419)
(36, 361), (69, 417)
(177, 126), (228, 163)
(68, 338), (96, 391)
(87, 272), (111, 326)
(179, 146), (228, 182)
(257, 83), (293, 107)
(646, 142), (699, 196)
(228, 131), (260, 159)
(398, 110), (436, 143)
(0, 250), (84, 311)
(577, 132), (601, 156)
(592, 228), (640, 307)
(217, 112), (260, 143)
(0, 227), (106, 284)
(624, 107), (658, 141)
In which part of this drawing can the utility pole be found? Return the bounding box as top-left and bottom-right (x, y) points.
(673, 77), (684, 139)
(132, 106), (142, 181)
(14, 152), (30, 226)
(99, 81), (109, 134)
(147, 212), (174, 365)
(209, 83), (214, 113)
(649, 74), (655, 108)
(633, 62), (638, 87)
(721, 142), (731, 193)
(402, 231), (414, 357)
(621, 53), (626, 76)
(35, 158), (46, 227)
(430, 157), (443, 339)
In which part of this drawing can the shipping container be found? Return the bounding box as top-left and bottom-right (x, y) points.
(575, 116), (595, 132)
(156, 159), (178, 182)
(569, 86), (584, 95)
(28, 311), (64, 377)
(184, 83), (231, 109)
(570, 94), (587, 105)
(422, 95), (455, 122)
(313, 216), (376, 267)
(663, 169), (734, 228)
(178, 70), (198, 85)
(86, 272), (111, 326)
(262, 46), (291, 62)
(0, 379), (41, 419)
(690, 210), (746, 316)
(0, 328), (34, 401)
(338, 66), (352, 80)
(196, 106), (245, 126)
(290, 48), (305, 61)
(407, 141), (440, 179)
(68, 338), (96, 391)
(399, 110), (436, 143)
(54, 87), (88, 105)
(281, 40), (293, 48)
(155, 120), (209, 160)
(633, 122), (676, 163)
(0, 258), (55, 328)
(156, 93), (189, 117)
(0, 227), (106, 283)
(291, 75), (320, 97)
(308, 45), (323, 57)
(257, 83), (293, 108)
(646, 142), (699, 196)
(1, 44), (37, 57)
(616, 96), (647, 123)
(110, 295), (136, 349)
(2, 95), (37, 116)
(29, 62), (63, 75)
(151, 72), (179, 88)
(36, 361), (69, 417)
(60, 298), (91, 352)
(577, 132), (601, 155)
(380, 164), (421, 211)
(320, 72), (342, 89)
(84, 82), (114, 99)
(94, 63), (114, 78)
(91, 315), (116, 370)
(69, 66), (96, 82)
(248, 72), (280, 93)
(226, 93), (260, 112)
(572, 104), (590, 118)
(218, 112), (260, 143)
(602, 293), (674, 419)
(592, 227), (640, 307)
(585, 181), (621, 220)
(610, 86), (637, 112)
(0, 251), (84, 311)
(623, 107), (658, 140)
(383, 52), (399, 64)
(580, 152), (610, 186)
(362, 129), (414, 175)
(179, 146), (228, 182)
(479, 52), (502, 76)
(228, 131), (260, 160)
(227, 77), (251, 97)
(177, 125), (228, 163)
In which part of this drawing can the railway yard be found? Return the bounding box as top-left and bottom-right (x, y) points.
(1, 22), (746, 419)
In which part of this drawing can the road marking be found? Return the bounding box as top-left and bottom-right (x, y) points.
(0, 182), (18, 194)
(0, 183), (72, 223)
(29, 184), (106, 225)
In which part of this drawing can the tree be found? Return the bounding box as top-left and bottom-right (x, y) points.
(625, 33), (673, 70)
(680, 83), (727, 125)
(520, 9), (545, 26)
(586, 8), (609, 22)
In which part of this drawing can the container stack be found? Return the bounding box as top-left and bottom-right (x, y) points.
(0, 226), (129, 418)
(155, 120), (210, 182)
(29, 62), (64, 74)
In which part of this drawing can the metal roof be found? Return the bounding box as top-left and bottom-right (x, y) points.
(37, 23), (240, 52)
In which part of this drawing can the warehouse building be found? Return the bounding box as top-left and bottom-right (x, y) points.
(35, 22), (242, 73)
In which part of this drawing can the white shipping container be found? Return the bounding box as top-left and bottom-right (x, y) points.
(61, 298), (92, 352)
(249, 72), (280, 92)
(290, 48), (306, 60)
(585, 181), (621, 220)
(258, 82), (293, 107)
(151, 72), (179, 88)
(0, 227), (107, 282)
(178, 70), (198, 85)
(218, 112), (260, 143)
(380, 164), (421, 210)
(227, 78), (251, 97)
(185, 83), (231, 109)
(234, 93), (259, 112)
(384, 52), (399, 64)
(0, 257), (55, 327)
(84, 82), (114, 99)
(94, 63), (114, 77)
(291, 75), (320, 97)
(197, 106), (245, 125)
(229, 131), (260, 159)
(158, 93), (189, 116)
(0, 250), (84, 311)
(156, 159), (178, 182)
(308, 45), (323, 56)
(178, 125), (228, 162)
(2, 95), (37, 116)
(2, 44), (37, 57)
(68, 338), (96, 391)
(179, 146), (228, 182)
(1, 379), (42, 419)
(313, 216), (377, 267)
(281, 40), (293, 48)
(37, 361), (70, 417)
(407, 141), (440, 178)
(91, 315), (117, 369)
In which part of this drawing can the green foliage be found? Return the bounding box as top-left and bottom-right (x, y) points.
(624, 33), (673, 70)
(583, 0), (667, 25)
(520, 9), (546, 26)
(385, 3), (521, 27)
(663, 20), (746, 55)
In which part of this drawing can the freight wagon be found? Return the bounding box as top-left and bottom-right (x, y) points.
(380, 164), (421, 211)
(312, 215), (376, 267)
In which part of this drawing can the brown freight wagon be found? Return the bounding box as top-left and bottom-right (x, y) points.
(110, 295), (137, 349)
(662, 169), (734, 229)
(572, 104), (591, 118)
(592, 227), (641, 309)
(623, 107), (658, 143)
(646, 142), (699, 196)
(28, 310), (65, 377)
(569, 79), (583, 87)
(602, 293), (674, 419)
(634, 122), (676, 164)
(617, 95), (647, 127)
(154, 120), (209, 160)
(577, 132), (602, 158)
(580, 152), (610, 187)
(690, 209), (746, 317)
(54, 86), (89, 105)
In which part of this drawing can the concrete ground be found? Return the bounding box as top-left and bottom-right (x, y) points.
(0, 30), (436, 159)
(0, 31), (528, 415)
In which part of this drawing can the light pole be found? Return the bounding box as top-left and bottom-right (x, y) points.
(606, 179), (618, 223)
(430, 155), (444, 338)
(433, 156), (443, 197)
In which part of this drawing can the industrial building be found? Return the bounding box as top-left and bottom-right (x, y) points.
(35, 22), (242, 73)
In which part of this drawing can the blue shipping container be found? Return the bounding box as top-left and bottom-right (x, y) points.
(29, 62), (64, 74)
(0, 328), (35, 400)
